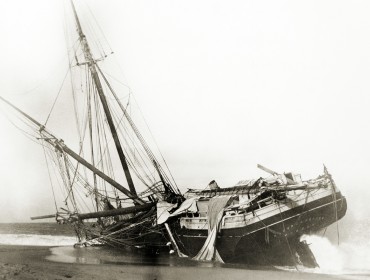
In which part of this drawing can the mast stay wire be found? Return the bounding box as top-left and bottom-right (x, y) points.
(90, 78), (156, 190)
(41, 136), (59, 212)
(113, 110), (157, 187)
(93, 86), (112, 198)
(2, 76), (120, 213)
(80, 11), (105, 59)
(98, 67), (181, 193)
(109, 105), (154, 188)
(0, 108), (70, 208)
(69, 1), (179, 198)
(71, 0), (179, 195)
(99, 69), (180, 192)
(1, 103), (96, 210)
(108, 99), (158, 187)
(44, 66), (71, 127)
(63, 7), (104, 212)
(45, 148), (71, 209)
(97, 67), (180, 194)
(73, 0), (108, 60)
(325, 166), (340, 246)
(106, 94), (157, 183)
(88, 75), (126, 202)
(84, 0), (114, 55)
(65, 157), (96, 213)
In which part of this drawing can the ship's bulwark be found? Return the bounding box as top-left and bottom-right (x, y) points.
(173, 191), (347, 267)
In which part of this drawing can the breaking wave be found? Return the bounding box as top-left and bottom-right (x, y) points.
(301, 234), (370, 276)
(0, 234), (77, 246)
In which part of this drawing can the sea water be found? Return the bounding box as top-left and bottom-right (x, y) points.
(0, 223), (77, 246)
(0, 219), (369, 279)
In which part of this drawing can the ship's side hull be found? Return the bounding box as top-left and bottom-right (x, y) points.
(173, 190), (347, 266)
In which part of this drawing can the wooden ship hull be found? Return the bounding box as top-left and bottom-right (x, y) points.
(69, 176), (347, 268)
(170, 170), (347, 267)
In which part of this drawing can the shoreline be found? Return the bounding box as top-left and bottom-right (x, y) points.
(0, 244), (351, 280)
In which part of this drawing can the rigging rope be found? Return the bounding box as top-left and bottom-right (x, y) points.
(84, 1), (114, 55)
(98, 69), (180, 192)
(97, 66), (180, 194)
(277, 200), (299, 271)
(325, 167), (340, 245)
(41, 136), (58, 212)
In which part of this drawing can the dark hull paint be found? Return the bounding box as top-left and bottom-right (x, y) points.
(173, 192), (347, 267)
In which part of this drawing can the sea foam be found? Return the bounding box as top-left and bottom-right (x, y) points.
(302, 234), (370, 275)
(0, 233), (77, 246)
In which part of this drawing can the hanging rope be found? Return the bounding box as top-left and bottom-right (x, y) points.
(40, 136), (58, 212)
(97, 66), (180, 195)
(85, 1), (114, 55)
(44, 67), (70, 126)
(277, 200), (299, 271)
(324, 166), (340, 245)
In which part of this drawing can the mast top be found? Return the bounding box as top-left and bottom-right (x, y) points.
(69, 0), (138, 198)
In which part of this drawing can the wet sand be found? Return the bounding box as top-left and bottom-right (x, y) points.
(0, 245), (350, 280)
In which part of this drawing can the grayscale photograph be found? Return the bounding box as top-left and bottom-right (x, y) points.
(0, 0), (368, 279)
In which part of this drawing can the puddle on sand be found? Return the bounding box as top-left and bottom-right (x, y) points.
(46, 246), (214, 267)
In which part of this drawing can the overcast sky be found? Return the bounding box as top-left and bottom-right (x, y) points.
(0, 0), (369, 222)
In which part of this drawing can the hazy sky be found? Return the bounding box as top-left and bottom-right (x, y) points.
(0, 0), (369, 222)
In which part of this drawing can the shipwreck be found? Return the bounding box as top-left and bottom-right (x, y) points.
(0, 0), (346, 268)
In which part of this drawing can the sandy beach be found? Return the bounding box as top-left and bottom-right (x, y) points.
(0, 245), (354, 280)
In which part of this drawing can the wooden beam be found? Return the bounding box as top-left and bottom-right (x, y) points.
(76, 203), (155, 220)
(30, 214), (56, 220)
(257, 164), (278, 175)
(52, 140), (145, 205)
(0, 95), (144, 205)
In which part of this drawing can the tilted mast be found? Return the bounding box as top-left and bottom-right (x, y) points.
(0, 96), (145, 205)
(70, 0), (138, 198)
